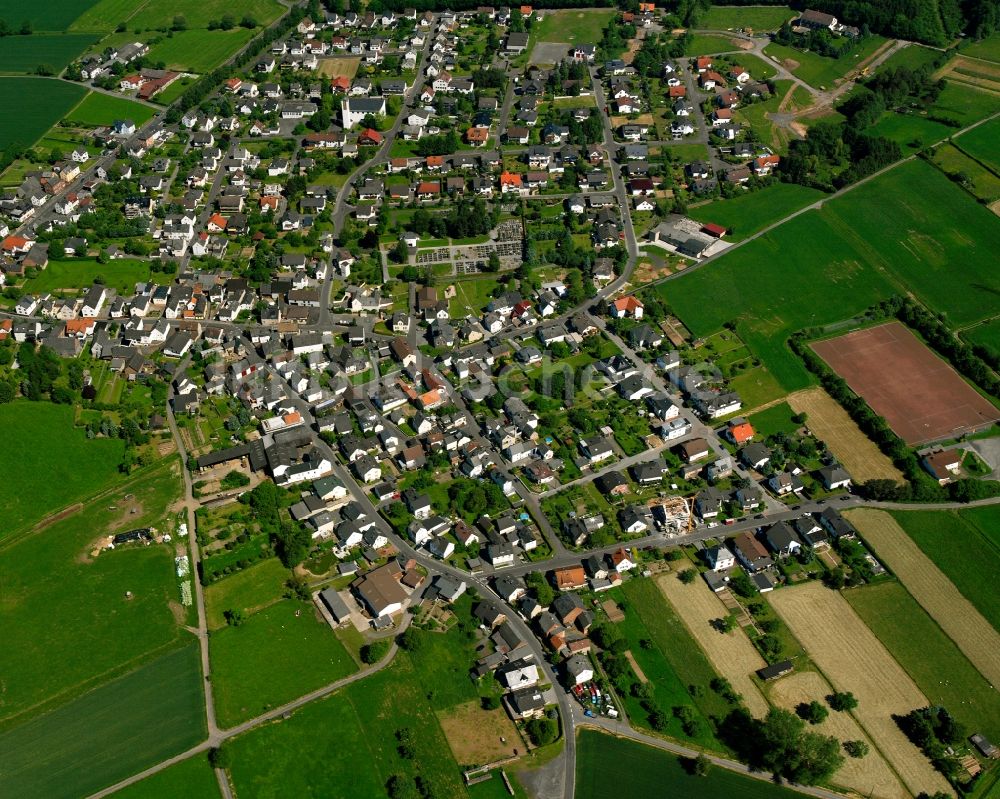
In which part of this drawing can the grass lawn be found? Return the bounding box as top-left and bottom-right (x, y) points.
(666, 158), (1000, 392)
(867, 111), (956, 152)
(404, 622), (481, 711)
(0, 460), (185, 725)
(24, 257), (151, 295)
(0, 0), (100, 31)
(64, 91), (157, 126)
(448, 276), (500, 317)
(146, 28), (256, 73)
(723, 52), (779, 80)
(0, 401), (124, 538)
(154, 75), (196, 105)
(845, 581), (1000, 741)
(685, 33), (741, 56)
(0, 644), (205, 799)
(956, 115), (1000, 175)
(728, 367), (787, 409)
(228, 655), (469, 798)
(669, 142), (711, 162)
(0, 33), (97, 73)
(612, 583), (724, 749)
(764, 36), (886, 89)
(687, 182), (824, 242)
(0, 77), (86, 150)
(878, 43), (942, 72)
(204, 556), (290, 631)
(748, 401), (800, 437)
(891, 508), (1000, 632)
(109, 754), (219, 799)
(699, 5), (794, 32)
(961, 318), (1000, 353)
(531, 8), (615, 44)
(210, 599), (358, 728)
(962, 33), (1000, 64)
(576, 729), (804, 799)
(128, 0), (285, 30)
(620, 579), (734, 728)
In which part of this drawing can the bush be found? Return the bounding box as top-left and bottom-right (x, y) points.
(797, 700), (829, 725)
(678, 568), (697, 584)
(526, 717), (558, 746)
(208, 745), (231, 768)
(827, 691), (858, 711)
(360, 639), (391, 664)
(844, 740), (869, 758)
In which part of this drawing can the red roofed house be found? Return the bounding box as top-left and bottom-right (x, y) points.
(466, 126), (489, 146)
(700, 70), (725, 90)
(359, 128), (383, 146)
(260, 195), (280, 213)
(120, 74), (145, 90)
(610, 547), (636, 572)
(0, 319), (11, 340)
(1, 235), (31, 255)
(520, 5), (533, 16)
(695, 56), (712, 72)
(712, 107), (733, 126)
(500, 171), (523, 193)
(425, 155), (444, 170)
(726, 419), (755, 445)
(553, 566), (586, 590)
(417, 181), (440, 198)
(701, 222), (727, 238)
(224, 78), (243, 93)
(331, 75), (351, 93)
(207, 213), (227, 232)
(609, 295), (644, 319)
(754, 154), (780, 176)
(64, 318), (96, 338)
(668, 85), (687, 98)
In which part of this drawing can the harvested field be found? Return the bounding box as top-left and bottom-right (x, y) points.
(655, 573), (769, 717)
(317, 57), (360, 79)
(812, 322), (999, 445)
(788, 387), (903, 483)
(437, 700), (521, 766)
(768, 671), (908, 799)
(770, 583), (952, 798)
(935, 56), (1000, 96)
(845, 509), (1000, 689)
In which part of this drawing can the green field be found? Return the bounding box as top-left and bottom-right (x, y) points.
(0, 459), (185, 725)
(956, 116), (1000, 175)
(764, 36), (886, 89)
(688, 183), (824, 241)
(128, 0), (285, 30)
(0, 33), (97, 73)
(877, 43), (942, 72)
(930, 82), (1000, 127)
(930, 141), (1000, 202)
(685, 33), (741, 56)
(0, 77), (86, 150)
(228, 655), (469, 798)
(0, 644), (205, 799)
(576, 729), (803, 799)
(892, 508), (1000, 632)
(723, 52), (779, 80)
(449, 276), (501, 317)
(962, 34), (1000, 64)
(867, 111), (956, 152)
(531, 8), (615, 44)
(0, 401), (124, 537)
(210, 599), (358, 728)
(147, 28), (255, 73)
(204, 557), (290, 631)
(699, 5), (794, 31)
(64, 91), (157, 126)
(748, 401), (800, 437)
(0, 0), (100, 31)
(666, 159), (1000, 391)
(846, 581), (1000, 740)
(962, 318), (1000, 353)
(70, 0), (155, 31)
(110, 754), (219, 799)
(24, 257), (151, 295)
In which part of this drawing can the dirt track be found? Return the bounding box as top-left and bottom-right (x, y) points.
(770, 582), (952, 798)
(655, 573), (770, 717)
(846, 508), (1000, 688)
(768, 671), (909, 799)
(788, 388), (903, 483)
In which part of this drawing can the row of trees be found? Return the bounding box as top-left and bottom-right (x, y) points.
(803, 0), (963, 45)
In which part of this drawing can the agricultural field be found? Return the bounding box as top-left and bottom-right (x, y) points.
(849, 509), (1000, 688)
(0, 77), (86, 151)
(698, 5), (794, 32)
(787, 387), (903, 482)
(530, 8), (616, 44)
(128, 0), (285, 30)
(317, 56), (361, 79)
(666, 159), (1000, 391)
(0, 33), (97, 73)
(956, 115), (1000, 175)
(962, 318), (1000, 353)
(615, 579), (728, 749)
(928, 80), (1000, 127)
(0, 401), (124, 537)
(962, 33), (1000, 64)
(109, 754), (219, 799)
(0, 0), (100, 31)
(575, 729), (804, 799)
(655, 572), (770, 717)
(687, 182), (824, 242)
(930, 141), (1000, 202)
(146, 28), (256, 73)
(846, 581), (1000, 741)
(23, 257), (151, 296)
(764, 36), (887, 89)
(770, 582), (952, 798)
(0, 459), (185, 726)
(63, 91), (157, 126)
(204, 556), (289, 630)
(866, 111), (956, 152)
(0, 644), (205, 799)
(209, 599), (357, 728)
(877, 43), (943, 72)
(766, 671), (907, 799)
(227, 655), (469, 798)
